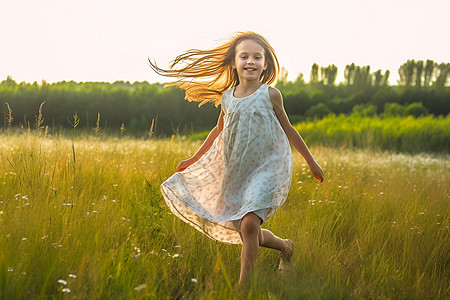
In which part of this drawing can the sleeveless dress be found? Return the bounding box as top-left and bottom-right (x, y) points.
(160, 84), (293, 244)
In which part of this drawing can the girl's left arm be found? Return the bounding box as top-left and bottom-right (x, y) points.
(269, 87), (324, 182)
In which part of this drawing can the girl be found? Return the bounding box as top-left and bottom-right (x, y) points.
(151, 32), (324, 285)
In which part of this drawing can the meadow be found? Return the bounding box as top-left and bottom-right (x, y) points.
(0, 132), (448, 299)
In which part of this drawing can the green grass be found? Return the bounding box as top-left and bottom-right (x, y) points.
(294, 114), (450, 153)
(190, 114), (450, 153)
(0, 133), (448, 299)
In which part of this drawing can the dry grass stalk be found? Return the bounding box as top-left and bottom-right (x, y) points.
(35, 101), (46, 134)
(5, 102), (13, 129)
(148, 118), (155, 138)
(93, 112), (101, 135)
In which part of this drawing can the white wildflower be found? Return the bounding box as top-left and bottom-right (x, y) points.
(58, 279), (67, 285)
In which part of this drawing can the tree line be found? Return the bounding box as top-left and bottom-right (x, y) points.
(1, 59), (448, 136)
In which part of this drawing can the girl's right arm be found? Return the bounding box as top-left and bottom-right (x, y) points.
(176, 109), (225, 172)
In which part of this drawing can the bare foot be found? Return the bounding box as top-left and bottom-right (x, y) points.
(278, 239), (294, 274)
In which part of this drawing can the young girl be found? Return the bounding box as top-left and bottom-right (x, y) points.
(151, 32), (324, 285)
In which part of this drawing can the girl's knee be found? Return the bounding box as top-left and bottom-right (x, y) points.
(241, 213), (262, 238)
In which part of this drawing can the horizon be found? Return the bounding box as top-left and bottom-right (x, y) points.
(0, 57), (444, 86)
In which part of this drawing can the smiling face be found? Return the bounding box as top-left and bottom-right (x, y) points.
(233, 39), (268, 83)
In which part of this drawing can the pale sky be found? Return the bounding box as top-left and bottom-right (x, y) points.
(0, 0), (448, 85)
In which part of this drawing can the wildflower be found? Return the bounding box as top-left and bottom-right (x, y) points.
(68, 274), (77, 278)
(172, 254), (180, 258)
(62, 288), (71, 293)
(191, 278), (198, 283)
(58, 279), (67, 285)
(134, 283), (147, 291)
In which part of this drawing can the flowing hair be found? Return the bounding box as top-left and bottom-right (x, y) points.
(149, 32), (280, 106)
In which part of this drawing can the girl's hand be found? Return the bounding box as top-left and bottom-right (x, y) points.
(309, 161), (324, 183)
(176, 157), (196, 172)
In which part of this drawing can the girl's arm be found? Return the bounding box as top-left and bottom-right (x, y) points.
(269, 87), (324, 182)
(176, 108), (225, 172)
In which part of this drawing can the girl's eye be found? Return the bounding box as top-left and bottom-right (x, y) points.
(241, 56), (247, 59)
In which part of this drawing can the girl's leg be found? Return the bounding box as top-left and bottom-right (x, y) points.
(238, 213), (294, 285)
(239, 212), (263, 285)
(260, 229), (293, 260)
(260, 229), (294, 271)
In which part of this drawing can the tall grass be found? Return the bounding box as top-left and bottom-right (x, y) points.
(0, 133), (448, 298)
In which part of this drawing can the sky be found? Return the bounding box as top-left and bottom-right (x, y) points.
(0, 0), (449, 85)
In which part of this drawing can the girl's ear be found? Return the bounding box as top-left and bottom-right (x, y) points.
(264, 61), (268, 71)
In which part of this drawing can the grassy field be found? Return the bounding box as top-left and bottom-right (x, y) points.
(190, 114), (450, 154)
(0, 133), (448, 299)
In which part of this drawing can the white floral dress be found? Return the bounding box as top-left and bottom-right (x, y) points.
(160, 84), (292, 244)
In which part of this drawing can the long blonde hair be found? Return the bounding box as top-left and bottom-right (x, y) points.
(149, 32), (280, 106)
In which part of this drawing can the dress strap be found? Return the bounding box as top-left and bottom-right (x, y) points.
(263, 84), (274, 110)
(221, 89), (230, 113)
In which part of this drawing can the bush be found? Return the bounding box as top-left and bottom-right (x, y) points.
(406, 102), (428, 117)
(383, 102), (407, 117)
(352, 104), (377, 117)
(305, 103), (332, 119)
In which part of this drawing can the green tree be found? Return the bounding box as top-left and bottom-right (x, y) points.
(344, 63), (356, 85)
(398, 60), (415, 86)
(320, 64), (338, 86)
(276, 67), (289, 89)
(310, 63), (319, 84)
(434, 63), (450, 89)
(423, 59), (435, 87)
(415, 60), (424, 87)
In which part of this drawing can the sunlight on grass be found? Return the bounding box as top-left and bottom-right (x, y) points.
(0, 133), (448, 298)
